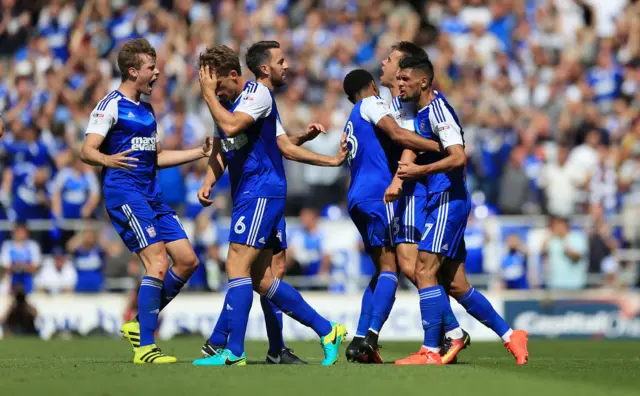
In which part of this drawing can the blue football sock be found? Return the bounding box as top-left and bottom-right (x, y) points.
(159, 268), (186, 312)
(459, 287), (511, 338)
(208, 293), (230, 346)
(261, 296), (285, 355)
(419, 286), (448, 349)
(266, 278), (332, 337)
(138, 276), (163, 347)
(369, 271), (398, 333)
(225, 277), (253, 356)
(355, 276), (377, 337)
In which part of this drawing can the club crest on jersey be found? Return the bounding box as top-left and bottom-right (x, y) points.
(420, 120), (427, 133)
(145, 225), (156, 238)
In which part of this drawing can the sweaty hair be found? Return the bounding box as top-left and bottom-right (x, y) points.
(198, 45), (242, 77)
(117, 38), (156, 82)
(398, 55), (434, 86)
(343, 69), (375, 104)
(391, 41), (426, 59)
(246, 41), (280, 77)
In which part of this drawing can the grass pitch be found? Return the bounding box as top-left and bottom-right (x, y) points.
(1, 338), (638, 396)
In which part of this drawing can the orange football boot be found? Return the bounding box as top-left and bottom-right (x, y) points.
(440, 330), (471, 364)
(505, 329), (529, 365)
(395, 346), (443, 365)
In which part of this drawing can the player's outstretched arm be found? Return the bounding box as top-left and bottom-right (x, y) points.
(156, 137), (212, 169)
(80, 134), (139, 170)
(377, 116), (442, 153)
(398, 145), (466, 180)
(277, 129), (347, 167)
(198, 138), (226, 207)
(200, 66), (255, 137)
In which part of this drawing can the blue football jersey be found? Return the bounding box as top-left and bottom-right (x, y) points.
(85, 90), (162, 208)
(344, 95), (402, 209)
(390, 95), (427, 197)
(414, 91), (466, 193)
(214, 81), (287, 202)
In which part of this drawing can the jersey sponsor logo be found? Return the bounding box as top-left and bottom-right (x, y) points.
(145, 225), (156, 238)
(131, 135), (157, 151)
(220, 134), (249, 152)
(344, 121), (357, 166)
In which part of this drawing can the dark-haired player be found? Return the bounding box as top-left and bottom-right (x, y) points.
(341, 69), (447, 363)
(394, 56), (528, 365)
(192, 41), (348, 366)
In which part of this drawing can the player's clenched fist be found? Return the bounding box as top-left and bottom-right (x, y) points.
(198, 184), (214, 207)
(201, 136), (213, 157)
(103, 148), (138, 170)
(384, 181), (403, 203)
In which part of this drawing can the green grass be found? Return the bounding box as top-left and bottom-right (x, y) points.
(1, 338), (639, 396)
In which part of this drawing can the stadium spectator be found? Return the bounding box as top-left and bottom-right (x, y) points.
(543, 216), (589, 290)
(0, 223), (41, 294)
(287, 207), (331, 290)
(0, 0), (637, 294)
(65, 228), (118, 293)
(34, 245), (76, 294)
(501, 234), (529, 290)
(50, 152), (100, 221)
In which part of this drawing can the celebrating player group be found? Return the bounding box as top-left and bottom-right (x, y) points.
(81, 37), (528, 366)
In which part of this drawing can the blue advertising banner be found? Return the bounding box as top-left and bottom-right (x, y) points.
(505, 299), (640, 339)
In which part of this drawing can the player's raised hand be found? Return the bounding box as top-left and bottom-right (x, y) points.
(202, 136), (213, 157)
(397, 161), (422, 180)
(305, 123), (326, 141)
(197, 184), (214, 207)
(384, 181), (403, 204)
(199, 65), (218, 97)
(103, 149), (138, 170)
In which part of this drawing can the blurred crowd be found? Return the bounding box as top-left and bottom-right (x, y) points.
(0, 0), (639, 296)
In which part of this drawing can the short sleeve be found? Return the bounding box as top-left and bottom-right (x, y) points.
(50, 169), (66, 193)
(429, 98), (464, 148)
(85, 171), (100, 195)
(276, 116), (286, 137)
(155, 123), (163, 143)
(85, 97), (119, 137)
(359, 96), (391, 126)
(234, 83), (273, 121)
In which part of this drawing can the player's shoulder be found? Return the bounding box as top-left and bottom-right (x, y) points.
(243, 81), (271, 99)
(92, 90), (123, 114)
(140, 100), (155, 115)
(359, 95), (388, 112)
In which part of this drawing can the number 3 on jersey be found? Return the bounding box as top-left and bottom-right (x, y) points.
(344, 121), (357, 166)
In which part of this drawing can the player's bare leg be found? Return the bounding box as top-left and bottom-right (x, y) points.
(396, 243), (418, 284)
(443, 260), (528, 365)
(129, 242), (177, 364)
(356, 246), (397, 364)
(165, 238), (200, 284)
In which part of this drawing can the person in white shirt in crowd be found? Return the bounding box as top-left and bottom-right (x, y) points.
(542, 216), (589, 290)
(50, 152), (101, 221)
(35, 245), (76, 294)
(539, 143), (585, 217)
